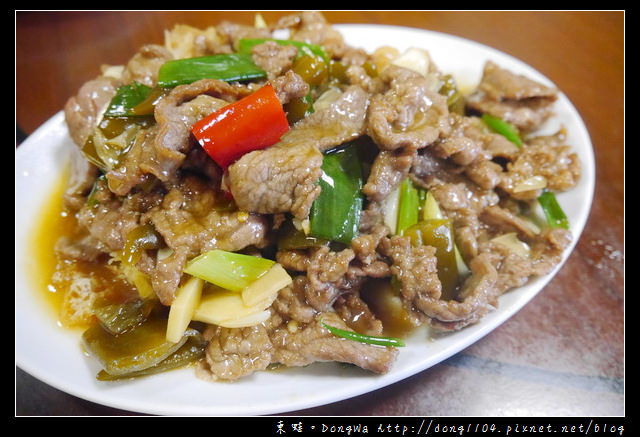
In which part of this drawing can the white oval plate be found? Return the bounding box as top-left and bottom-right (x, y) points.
(15, 24), (595, 416)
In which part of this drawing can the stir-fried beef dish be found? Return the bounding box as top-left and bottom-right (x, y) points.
(53, 11), (580, 382)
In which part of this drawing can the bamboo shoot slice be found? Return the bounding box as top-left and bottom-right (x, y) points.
(166, 277), (204, 343)
(242, 264), (292, 307)
(193, 289), (268, 325)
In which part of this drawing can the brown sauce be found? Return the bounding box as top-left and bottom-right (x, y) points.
(29, 170), (138, 330)
(28, 169), (74, 325)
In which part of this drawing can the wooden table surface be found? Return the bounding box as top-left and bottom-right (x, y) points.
(15, 11), (624, 418)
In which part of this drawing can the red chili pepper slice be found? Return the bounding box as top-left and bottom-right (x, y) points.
(191, 84), (289, 169)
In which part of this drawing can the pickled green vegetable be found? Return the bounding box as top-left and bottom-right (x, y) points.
(120, 223), (162, 267)
(237, 38), (330, 88)
(292, 54), (329, 87)
(82, 317), (188, 377)
(96, 332), (206, 381)
(329, 60), (349, 84)
(327, 59), (376, 85)
(439, 74), (466, 115)
(93, 298), (156, 335)
(361, 61), (378, 78)
(404, 219), (460, 300)
(277, 220), (329, 251)
(284, 91), (314, 124)
(81, 117), (153, 171)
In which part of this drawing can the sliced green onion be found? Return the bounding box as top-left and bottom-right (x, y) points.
(309, 144), (364, 245)
(422, 190), (443, 220)
(396, 178), (420, 236)
(538, 189), (569, 229)
(103, 81), (153, 118)
(157, 54), (267, 87)
(237, 38), (330, 63)
(481, 113), (522, 147)
(321, 319), (405, 347)
(183, 249), (275, 292)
